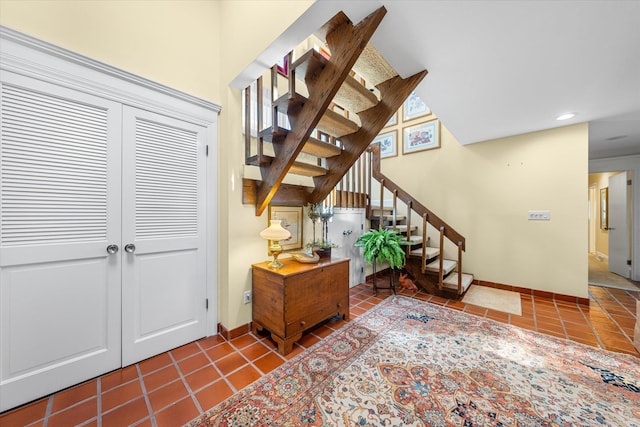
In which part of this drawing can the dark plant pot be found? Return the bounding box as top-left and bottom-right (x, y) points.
(314, 247), (332, 259)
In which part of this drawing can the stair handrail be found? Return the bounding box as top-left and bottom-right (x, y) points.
(369, 141), (466, 292)
(368, 143), (466, 251)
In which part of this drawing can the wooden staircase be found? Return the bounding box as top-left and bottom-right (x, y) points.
(367, 143), (473, 297)
(241, 7), (473, 298)
(241, 6), (426, 215)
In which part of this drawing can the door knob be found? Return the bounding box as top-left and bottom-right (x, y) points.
(106, 244), (119, 254)
(124, 243), (136, 253)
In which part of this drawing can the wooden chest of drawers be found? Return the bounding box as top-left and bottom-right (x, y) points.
(251, 257), (350, 355)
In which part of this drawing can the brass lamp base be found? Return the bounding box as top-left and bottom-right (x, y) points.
(267, 241), (284, 269)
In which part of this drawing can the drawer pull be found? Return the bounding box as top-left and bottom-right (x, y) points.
(300, 321), (306, 327)
(337, 303), (341, 308)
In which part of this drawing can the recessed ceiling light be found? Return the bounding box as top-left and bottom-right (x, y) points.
(556, 113), (576, 121)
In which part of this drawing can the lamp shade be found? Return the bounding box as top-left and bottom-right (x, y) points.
(259, 220), (291, 241)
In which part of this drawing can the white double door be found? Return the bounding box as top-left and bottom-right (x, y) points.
(0, 74), (207, 411)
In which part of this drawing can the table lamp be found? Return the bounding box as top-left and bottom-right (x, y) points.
(259, 220), (291, 269)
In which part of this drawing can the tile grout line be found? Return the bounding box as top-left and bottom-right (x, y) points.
(530, 295), (538, 332)
(168, 351), (204, 414)
(195, 340), (238, 394)
(552, 298), (570, 340)
(42, 394), (53, 427)
(136, 363), (158, 427)
(604, 287), (637, 317)
(580, 290), (607, 349)
(590, 290), (635, 351)
(225, 335), (286, 383)
(97, 377), (102, 427)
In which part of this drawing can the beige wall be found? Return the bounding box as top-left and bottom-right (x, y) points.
(0, 0), (222, 101)
(0, 0), (590, 329)
(0, 0), (314, 330)
(381, 122), (589, 298)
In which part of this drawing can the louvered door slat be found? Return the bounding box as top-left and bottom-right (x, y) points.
(1, 84), (109, 246)
(134, 118), (199, 240)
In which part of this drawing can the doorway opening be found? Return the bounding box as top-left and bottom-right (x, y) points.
(587, 171), (639, 290)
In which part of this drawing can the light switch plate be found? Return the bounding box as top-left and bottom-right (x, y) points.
(528, 210), (551, 220)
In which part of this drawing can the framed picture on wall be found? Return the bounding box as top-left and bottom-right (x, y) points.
(268, 205), (303, 250)
(373, 130), (397, 158)
(402, 119), (440, 154)
(276, 55), (289, 77)
(384, 112), (397, 128)
(403, 90), (431, 121)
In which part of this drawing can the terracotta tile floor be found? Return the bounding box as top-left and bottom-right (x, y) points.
(2, 283), (638, 426)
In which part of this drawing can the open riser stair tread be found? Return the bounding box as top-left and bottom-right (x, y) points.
(333, 74), (379, 113)
(352, 43), (397, 87)
(291, 49), (327, 80)
(272, 92), (359, 139)
(370, 214), (406, 221)
(409, 246), (440, 259)
(404, 235), (425, 245)
(259, 127), (342, 158)
(385, 224), (417, 233)
(425, 259), (457, 275)
(247, 155), (327, 177)
(442, 273), (474, 293)
(316, 107), (360, 137)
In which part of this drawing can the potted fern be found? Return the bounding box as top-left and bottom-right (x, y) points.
(355, 227), (410, 294)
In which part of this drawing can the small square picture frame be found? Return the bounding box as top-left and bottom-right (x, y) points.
(268, 205), (303, 251)
(403, 90), (431, 122)
(402, 119), (440, 154)
(373, 130), (398, 158)
(384, 112), (397, 128)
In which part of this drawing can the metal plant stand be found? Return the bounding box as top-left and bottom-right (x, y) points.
(372, 260), (396, 296)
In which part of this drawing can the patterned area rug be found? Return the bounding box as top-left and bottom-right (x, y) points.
(187, 296), (640, 426)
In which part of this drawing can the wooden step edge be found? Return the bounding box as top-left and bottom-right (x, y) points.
(248, 155), (326, 177)
(352, 43), (398, 88)
(409, 247), (440, 258)
(333, 74), (378, 114)
(272, 93), (305, 116)
(385, 225), (418, 232)
(260, 126), (341, 158)
(303, 137), (342, 158)
(317, 108), (359, 138)
(425, 259), (457, 275)
(291, 49), (327, 80)
(245, 154), (271, 167)
(272, 92), (358, 138)
(442, 273), (474, 293)
(405, 235), (424, 244)
(370, 214), (406, 221)
(259, 126), (289, 143)
(289, 161), (328, 177)
(370, 205), (394, 212)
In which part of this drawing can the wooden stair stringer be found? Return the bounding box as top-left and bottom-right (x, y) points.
(253, 7), (387, 216)
(310, 70), (427, 205)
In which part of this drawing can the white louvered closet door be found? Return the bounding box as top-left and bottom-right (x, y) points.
(121, 106), (207, 366)
(0, 73), (122, 411)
